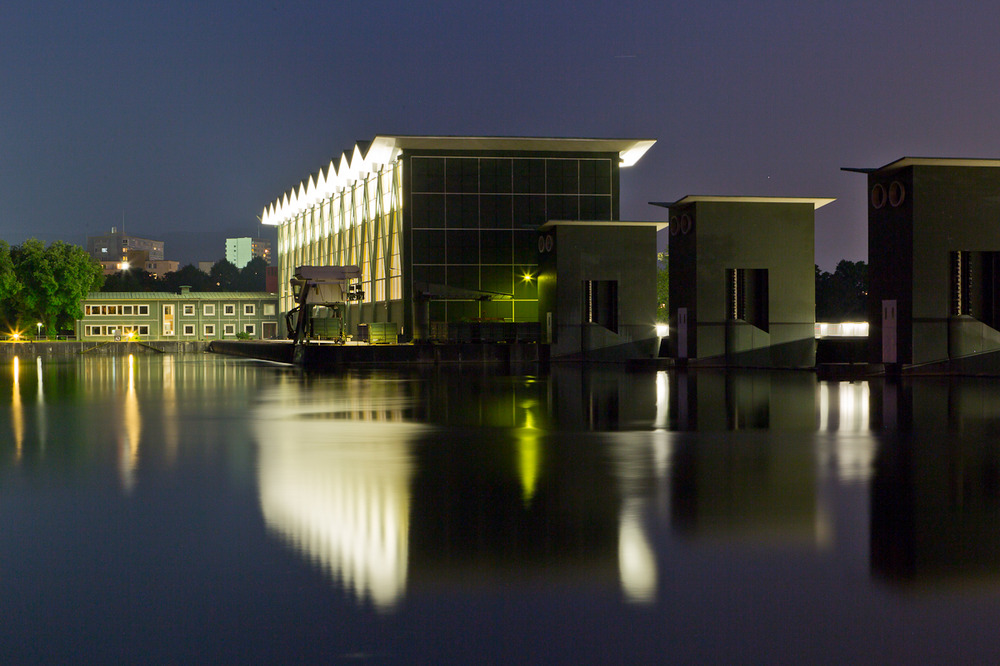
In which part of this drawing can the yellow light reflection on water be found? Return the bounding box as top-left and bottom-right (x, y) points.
(119, 354), (142, 492)
(11, 356), (22, 462)
(516, 409), (542, 506)
(36, 356), (46, 451)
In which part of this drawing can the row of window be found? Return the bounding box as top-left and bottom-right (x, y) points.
(85, 305), (150, 316)
(411, 229), (540, 265)
(410, 157), (614, 195)
(85, 303), (275, 317)
(410, 193), (612, 229)
(84, 323), (258, 337)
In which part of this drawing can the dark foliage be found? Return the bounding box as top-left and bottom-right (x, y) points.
(816, 260), (867, 321)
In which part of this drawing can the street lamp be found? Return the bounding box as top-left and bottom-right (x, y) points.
(36, 322), (42, 340)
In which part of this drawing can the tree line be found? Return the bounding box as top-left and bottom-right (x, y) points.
(815, 260), (867, 322)
(102, 256), (269, 293)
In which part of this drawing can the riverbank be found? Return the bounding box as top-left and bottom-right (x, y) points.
(207, 339), (548, 369)
(0, 340), (209, 358)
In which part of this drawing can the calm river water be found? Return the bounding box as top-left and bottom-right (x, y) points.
(2, 354), (1000, 663)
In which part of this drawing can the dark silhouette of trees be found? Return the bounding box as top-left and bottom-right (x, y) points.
(102, 268), (158, 292)
(162, 264), (213, 293)
(236, 256), (268, 291)
(816, 260), (867, 321)
(101, 258), (270, 295)
(210, 259), (240, 291)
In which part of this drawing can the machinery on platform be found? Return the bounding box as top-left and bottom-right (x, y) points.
(286, 266), (363, 349)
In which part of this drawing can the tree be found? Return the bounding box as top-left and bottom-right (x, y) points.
(46, 241), (105, 333)
(162, 264), (213, 293)
(102, 268), (158, 292)
(816, 260), (867, 321)
(0, 241), (21, 329)
(236, 256), (268, 291)
(7, 239), (103, 335)
(656, 250), (668, 323)
(210, 259), (240, 291)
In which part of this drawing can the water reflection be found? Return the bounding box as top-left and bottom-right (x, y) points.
(610, 432), (672, 603)
(870, 378), (1000, 587)
(11, 356), (23, 461)
(249, 368), (895, 610)
(253, 375), (425, 611)
(118, 354), (141, 492)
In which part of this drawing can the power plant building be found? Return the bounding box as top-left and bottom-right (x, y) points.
(261, 135), (654, 341)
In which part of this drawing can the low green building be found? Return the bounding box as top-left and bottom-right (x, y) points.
(847, 158), (1000, 367)
(77, 287), (281, 341)
(655, 196), (833, 368)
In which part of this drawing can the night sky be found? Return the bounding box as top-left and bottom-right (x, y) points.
(3, 1), (999, 269)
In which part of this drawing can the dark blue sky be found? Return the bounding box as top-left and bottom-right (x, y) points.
(3, 1), (999, 268)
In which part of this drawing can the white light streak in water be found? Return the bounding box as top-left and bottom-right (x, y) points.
(816, 381), (875, 483)
(118, 354), (141, 493)
(35, 356), (46, 451)
(618, 499), (657, 603)
(611, 431), (672, 604)
(253, 380), (427, 611)
(11, 356), (22, 462)
(654, 371), (669, 430)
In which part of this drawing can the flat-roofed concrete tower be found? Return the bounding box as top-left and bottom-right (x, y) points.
(654, 196), (833, 368)
(848, 157), (1000, 369)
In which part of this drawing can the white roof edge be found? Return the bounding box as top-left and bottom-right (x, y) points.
(663, 195), (836, 210)
(262, 135), (656, 225)
(540, 219), (668, 231)
(875, 157), (1000, 171)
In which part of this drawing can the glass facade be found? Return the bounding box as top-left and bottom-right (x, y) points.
(408, 155), (615, 324)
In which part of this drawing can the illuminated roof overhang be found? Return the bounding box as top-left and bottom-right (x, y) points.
(540, 219), (668, 232)
(388, 136), (655, 166)
(842, 157), (1000, 174)
(650, 195), (835, 210)
(262, 135), (656, 226)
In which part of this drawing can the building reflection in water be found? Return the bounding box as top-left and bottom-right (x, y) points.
(870, 378), (1000, 586)
(253, 375), (426, 611)
(816, 381), (875, 483)
(610, 430), (671, 604)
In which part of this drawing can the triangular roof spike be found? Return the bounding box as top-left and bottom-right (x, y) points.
(356, 140), (372, 158)
(304, 175), (317, 206)
(314, 168), (327, 199)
